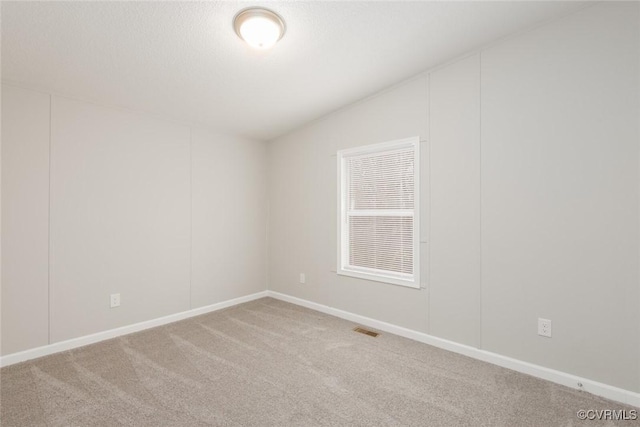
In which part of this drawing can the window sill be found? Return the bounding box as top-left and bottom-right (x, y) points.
(337, 267), (420, 289)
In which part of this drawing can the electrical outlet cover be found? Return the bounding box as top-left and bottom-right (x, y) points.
(538, 318), (551, 337)
(110, 293), (121, 308)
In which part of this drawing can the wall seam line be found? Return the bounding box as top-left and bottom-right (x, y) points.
(189, 127), (193, 310)
(48, 94), (52, 345)
(426, 73), (431, 335)
(478, 53), (483, 351)
(264, 141), (268, 292)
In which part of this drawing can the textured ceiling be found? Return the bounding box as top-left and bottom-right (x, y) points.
(2, 1), (588, 140)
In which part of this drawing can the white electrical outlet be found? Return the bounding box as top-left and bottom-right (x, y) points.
(299, 273), (306, 284)
(110, 293), (121, 308)
(538, 318), (551, 337)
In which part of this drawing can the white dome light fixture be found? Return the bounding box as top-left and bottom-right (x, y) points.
(233, 8), (285, 50)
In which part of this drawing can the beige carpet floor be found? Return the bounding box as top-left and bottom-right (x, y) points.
(1, 297), (638, 426)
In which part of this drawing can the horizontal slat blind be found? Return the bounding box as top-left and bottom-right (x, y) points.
(347, 148), (414, 210)
(345, 146), (415, 276)
(349, 216), (413, 275)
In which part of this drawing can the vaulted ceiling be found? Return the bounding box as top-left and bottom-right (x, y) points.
(2, 1), (588, 140)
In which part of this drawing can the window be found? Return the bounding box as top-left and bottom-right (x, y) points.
(337, 137), (420, 288)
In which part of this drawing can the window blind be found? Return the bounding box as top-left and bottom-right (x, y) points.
(347, 148), (415, 211)
(338, 138), (419, 287)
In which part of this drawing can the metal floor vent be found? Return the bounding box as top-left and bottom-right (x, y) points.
(353, 327), (379, 337)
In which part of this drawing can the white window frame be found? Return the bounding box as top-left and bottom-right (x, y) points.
(337, 137), (420, 289)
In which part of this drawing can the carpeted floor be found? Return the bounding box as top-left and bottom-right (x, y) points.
(1, 297), (638, 426)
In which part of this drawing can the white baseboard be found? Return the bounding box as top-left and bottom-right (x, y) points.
(266, 290), (640, 408)
(0, 291), (269, 368)
(3, 289), (638, 408)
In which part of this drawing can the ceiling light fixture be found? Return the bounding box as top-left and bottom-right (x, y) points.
(233, 8), (285, 50)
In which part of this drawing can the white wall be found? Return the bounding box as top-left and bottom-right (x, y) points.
(429, 54), (481, 348)
(268, 76), (430, 332)
(191, 128), (267, 306)
(1, 86), (50, 354)
(1, 87), (268, 353)
(267, 2), (639, 393)
(50, 97), (192, 342)
(480, 2), (639, 393)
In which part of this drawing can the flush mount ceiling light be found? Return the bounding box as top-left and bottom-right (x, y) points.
(233, 8), (285, 50)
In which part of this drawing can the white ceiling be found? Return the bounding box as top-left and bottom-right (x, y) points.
(2, 1), (588, 141)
